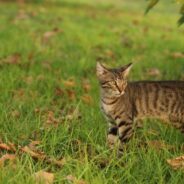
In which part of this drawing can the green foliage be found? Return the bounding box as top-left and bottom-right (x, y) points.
(145, 0), (159, 14)
(0, 0), (184, 183)
(146, 0), (184, 25)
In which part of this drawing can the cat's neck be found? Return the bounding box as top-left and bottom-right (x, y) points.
(100, 90), (122, 101)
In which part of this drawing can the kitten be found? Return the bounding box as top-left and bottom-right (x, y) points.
(96, 62), (184, 150)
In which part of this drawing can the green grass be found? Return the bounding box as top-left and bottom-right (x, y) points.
(0, 0), (184, 183)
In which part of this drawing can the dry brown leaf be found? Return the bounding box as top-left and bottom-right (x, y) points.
(147, 140), (174, 151)
(65, 107), (81, 121)
(12, 89), (25, 100)
(7, 142), (16, 152)
(24, 76), (33, 85)
(0, 140), (64, 168)
(28, 140), (41, 151)
(146, 68), (161, 77)
(81, 95), (93, 105)
(104, 50), (115, 58)
(63, 79), (76, 88)
(33, 170), (54, 184)
(121, 36), (133, 48)
(171, 52), (184, 59)
(45, 111), (60, 127)
(54, 87), (64, 97)
(3, 53), (21, 65)
(46, 157), (66, 167)
(66, 175), (87, 184)
(15, 10), (29, 21)
(132, 19), (140, 25)
(34, 108), (41, 114)
(21, 146), (46, 160)
(66, 89), (76, 100)
(167, 155), (184, 170)
(0, 154), (16, 167)
(42, 28), (62, 43)
(146, 129), (160, 136)
(37, 75), (45, 81)
(0, 143), (15, 152)
(11, 110), (21, 118)
(42, 61), (52, 70)
(82, 80), (91, 92)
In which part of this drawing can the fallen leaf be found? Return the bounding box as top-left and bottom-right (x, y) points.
(104, 49), (115, 58)
(0, 143), (15, 152)
(34, 108), (41, 114)
(0, 140), (64, 168)
(15, 10), (29, 21)
(44, 111), (60, 127)
(36, 75), (45, 81)
(65, 107), (81, 121)
(24, 76), (33, 85)
(42, 61), (52, 70)
(11, 110), (21, 118)
(21, 146), (46, 160)
(146, 140), (174, 151)
(33, 170), (54, 184)
(82, 80), (91, 92)
(66, 175), (87, 184)
(121, 36), (133, 48)
(12, 89), (25, 100)
(146, 68), (161, 77)
(142, 26), (149, 34)
(167, 155), (184, 170)
(63, 78), (76, 88)
(146, 129), (160, 136)
(66, 89), (76, 100)
(81, 95), (93, 105)
(46, 157), (66, 167)
(132, 19), (140, 25)
(7, 142), (16, 152)
(3, 53), (21, 65)
(0, 154), (16, 167)
(54, 87), (64, 97)
(42, 28), (62, 43)
(170, 52), (184, 59)
(28, 140), (41, 151)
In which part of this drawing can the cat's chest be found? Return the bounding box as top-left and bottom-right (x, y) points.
(101, 102), (114, 114)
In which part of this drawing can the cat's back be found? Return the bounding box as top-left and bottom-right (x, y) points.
(130, 80), (184, 88)
(128, 81), (184, 122)
(129, 81), (184, 96)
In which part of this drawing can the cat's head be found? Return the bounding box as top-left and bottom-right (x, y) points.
(96, 62), (132, 97)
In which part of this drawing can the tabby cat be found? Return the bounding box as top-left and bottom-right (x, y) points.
(96, 62), (184, 150)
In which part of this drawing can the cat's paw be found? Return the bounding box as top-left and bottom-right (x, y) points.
(107, 134), (118, 149)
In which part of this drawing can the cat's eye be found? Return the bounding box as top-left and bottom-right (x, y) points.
(109, 81), (116, 85)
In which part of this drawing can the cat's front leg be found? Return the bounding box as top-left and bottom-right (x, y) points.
(107, 123), (119, 149)
(117, 119), (134, 152)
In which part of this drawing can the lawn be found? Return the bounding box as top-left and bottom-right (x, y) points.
(0, 0), (184, 183)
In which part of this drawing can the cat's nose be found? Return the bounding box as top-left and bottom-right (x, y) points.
(117, 80), (124, 92)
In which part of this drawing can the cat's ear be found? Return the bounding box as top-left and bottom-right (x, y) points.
(120, 63), (132, 78)
(96, 62), (110, 79)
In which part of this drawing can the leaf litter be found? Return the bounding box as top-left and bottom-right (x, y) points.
(167, 155), (184, 171)
(42, 28), (63, 44)
(0, 140), (65, 168)
(66, 175), (87, 184)
(0, 154), (16, 167)
(33, 170), (54, 184)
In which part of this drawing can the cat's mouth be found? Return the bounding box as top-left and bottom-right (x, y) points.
(115, 91), (125, 97)
(120, 91), (125, 95)
(119, 91), (125, 96)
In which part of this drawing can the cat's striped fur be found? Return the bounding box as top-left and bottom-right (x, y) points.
(96, 62), (184, 150)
